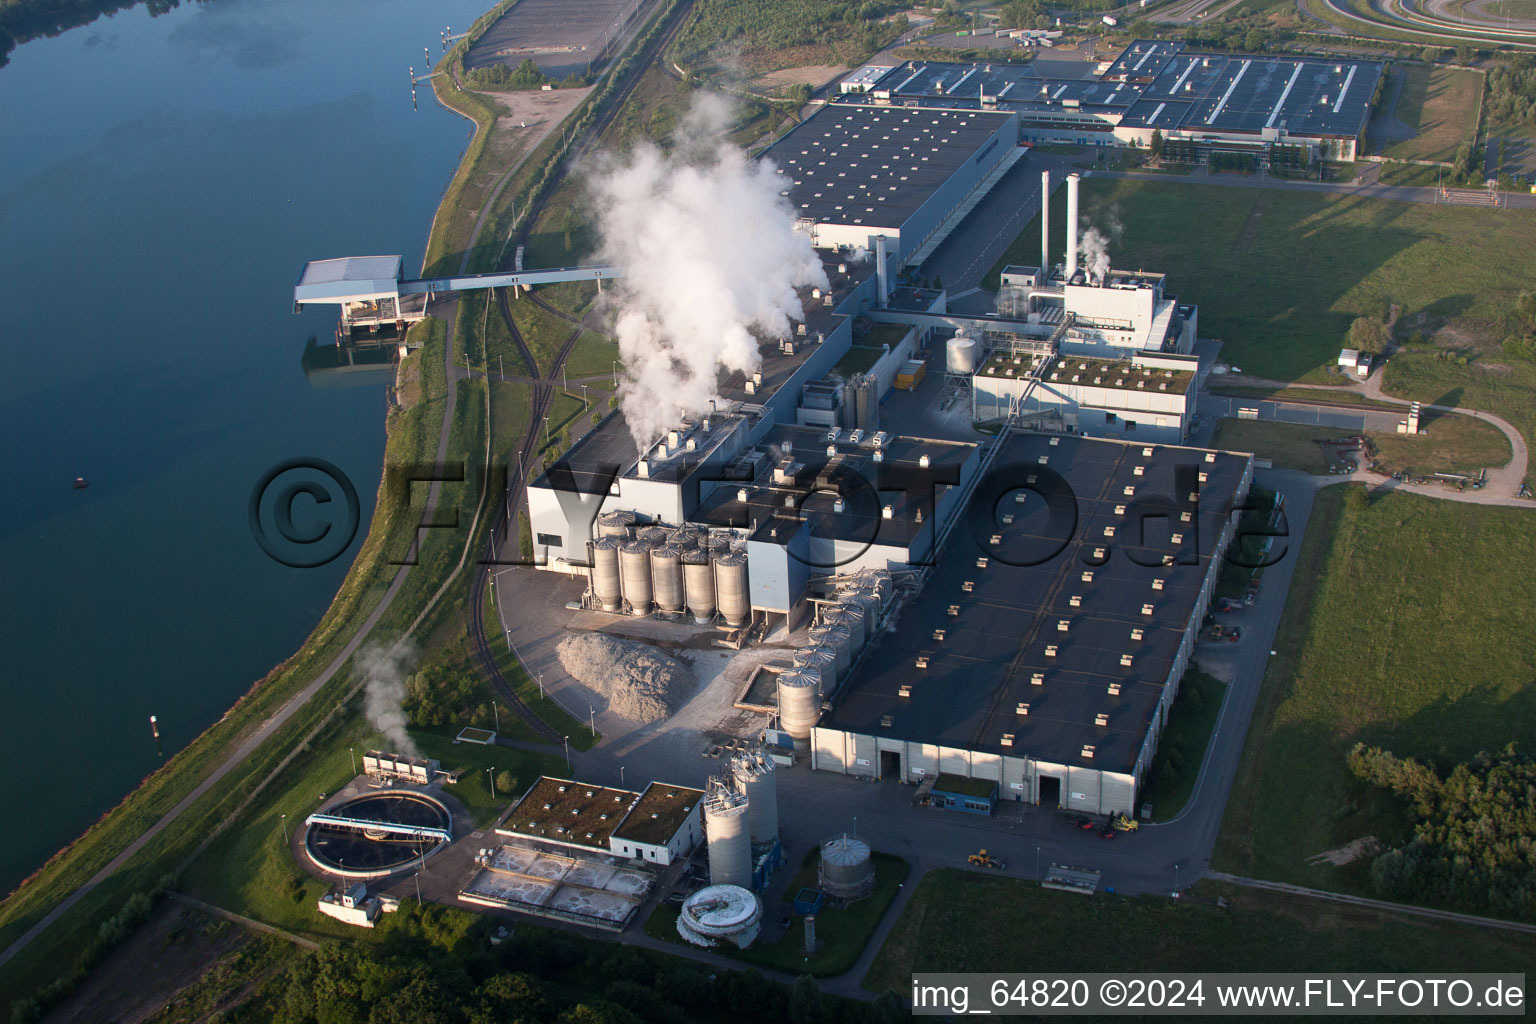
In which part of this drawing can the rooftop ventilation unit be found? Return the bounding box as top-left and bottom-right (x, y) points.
(880, 714), (895, 728)
(1069, 595), (1081, 607)
(1120, 654), (1134, 667)
(1142, 603), (1155, 615)
(1031, 672), (1045, 685)
(881, 504), (894, 519)
(1180, 511), (1192, 522)
(1133, 465), (1145, 477)
(919, 453), (930, 468)
(1205, 452), (1216, 463)
(932, 628), (946, 642)
(1016, 702), (1030, 715)
(1199, 471), (1209, 483)
(976, 557), (989, 569)
(961, 581), (975, 593)
(1152, 578), (1165, 591)
(898, 684), (912, 697)
(1044, 645), (1058, 658)
(1143, 447), (1154, 456)
(1081, 744), (1095, 759)
(826, 427), (842, 442)
(1107, 682), (1122, 696)
(1171, 533), (1183, 544)
(1001, 733), (1015, 747)
(1094, 713), (1109, 727)
(1038, 455), (1049, 465)
(1057, 619), (1070, 632)
(1081, 571), (1094, 582)
(1092, 547), (1106, 559)
(1124, 485), (1136, 496)
(848, 429), (864, 444)
(915, 655), (930, 669)
(948, 604), (960, 617)
(1104, 525), (1116, 538)
(1049, 436), (1060, 446)
(1130, 628), (1144, 641)
(1114, 504), (1126, 515)
(737, 488), (749, 502)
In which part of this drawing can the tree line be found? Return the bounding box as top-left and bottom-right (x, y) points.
(1350, 742), (1536, 919)
(673, 0), (905, 68)
(0, 0), (195, 67)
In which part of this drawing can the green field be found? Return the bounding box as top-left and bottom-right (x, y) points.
(864, 870), (1536, 993)
(1139, 668), (1228, 821)
(1374, 64), (1484, 163)
(1215, 486), (1536, 895)
(1212, 412), (1511, 477)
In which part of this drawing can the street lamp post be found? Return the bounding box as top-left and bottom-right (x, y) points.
(492, 701), (500, 732)
(589, 701), (596, 737)
(563, 735), (571, 772)
(1035, 845), (1041, 880)
(280, 813), (289, 847)
(538, 673), (545, 699)
(612, 360), (618, 387)
(1174, 864), (1180, 895)
(487, 768), (497, 799)
(619, 765), (626, 785)
(414, 870), (422, 902)
(349, 747), (356, 776)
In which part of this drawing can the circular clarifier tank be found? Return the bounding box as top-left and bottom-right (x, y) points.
(303, 790), (452, 879)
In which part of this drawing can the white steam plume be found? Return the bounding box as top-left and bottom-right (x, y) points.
(1079, 226), (1112, 285)
(588, 93), (829, 448)
(357, 642), (418, 756)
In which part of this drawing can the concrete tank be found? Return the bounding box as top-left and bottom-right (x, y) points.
(650, 544), (685, 615)
(595, 510), (637, 539)
(731, 751), (779, 845)
(619, 541), (654, 616)
(682, 549), (716, 624)
(794, 644), (838, 690)
(591, 537), (623, 612)
(714, 551), (750, 628)
(776, 668), (821, 740)
(669, 527), (701, 552)
(946, 332), (978, 374)
(808, 624), (853, 678)
(676, 884), (761, 949)
(703, 779), (752, 888)
(818, 835), (875, 900)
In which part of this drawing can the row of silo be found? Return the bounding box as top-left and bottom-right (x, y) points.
(776, 667), (822, 742)
(589, 523), (751, 625)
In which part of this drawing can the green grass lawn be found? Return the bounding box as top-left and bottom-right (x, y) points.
(1214, 486), (1536, 896)
(863, 870), (1536, 994)
(1375, 64), (1483, 163)
(507, 294), (579, 378)
(986, 180), (1536, 391)
(646, 853), (909, 978)
(564, 331), (620, 380)
(1212, 419), (1334, 473)
(1209, 383), (1397, 408)
(1382, 349), (1536, 484)
(1139, 667), (1227, 822)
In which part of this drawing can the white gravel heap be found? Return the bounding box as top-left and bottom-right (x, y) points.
(556, 633), (695, 723)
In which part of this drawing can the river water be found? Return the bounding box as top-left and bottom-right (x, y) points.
(0, 0), (486, 893)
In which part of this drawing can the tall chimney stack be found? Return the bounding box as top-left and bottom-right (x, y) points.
(1040, 170), (1050, 275)
(874, 234), (889, 305)
(1065, 173), (1081, 280)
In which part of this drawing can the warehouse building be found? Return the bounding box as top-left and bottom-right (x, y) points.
(841, 39), (1383, 162)
(494, 776), (703, 865)
(812, 433), (1253, 816)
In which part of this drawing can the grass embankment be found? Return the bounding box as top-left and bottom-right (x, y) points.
(1212, 413), (1511, 477)
(647, 853), (909, 977)
(1139, 668), (1227, 821)
(863, 869), (1536, 993)
(0, 319), (486, 1011)
(1373, 64), (1484, 163)
(1214, 487), (1536, 895)
(1209, 384), (1398, 409)
(985, 179), (1536, 449)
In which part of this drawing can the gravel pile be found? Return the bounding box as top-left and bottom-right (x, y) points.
(557, 633), (696, 723)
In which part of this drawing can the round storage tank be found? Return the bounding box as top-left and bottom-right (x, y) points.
(669, 527), (701, 552)
(676, 885), (762, 950)
(619, 542), (654, 616)
(818, 834), (875, 900)
(714, 551), (750, 628)
(651, 545), (685, 615)
(595, 510), (637, 539)
(731, 751), (778, 845)
(591, 537), (623, 612)
(703, 781), (752, 888)
(776, 668), (821, 741)
(946, 332), (978, 375)
(682, 550), (716, 624)
(794, 644), (838, 690)
(637, 524), (671, 547)
(809, 624), (852, 678)
(852, 590), (883, 637)
(837, 600), (869, 644)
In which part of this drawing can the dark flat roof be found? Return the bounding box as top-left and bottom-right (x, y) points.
(762, 105), (1015, 229)
(503, 777), (640, 850)
(611, 782), (703, 846)
(820, 434), (1250, 775)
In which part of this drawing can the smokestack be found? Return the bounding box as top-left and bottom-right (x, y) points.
(1069, 174), (1081, 280)
(1040, 170), (1050, 275)
(874, 234), (889, 305)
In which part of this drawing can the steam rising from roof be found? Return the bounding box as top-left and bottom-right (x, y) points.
(588, 95), (829, 448)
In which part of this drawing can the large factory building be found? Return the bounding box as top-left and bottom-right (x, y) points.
(812, 434), (1253, 816)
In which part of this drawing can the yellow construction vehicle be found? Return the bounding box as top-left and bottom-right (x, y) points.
(967, 849), (1006, 869)
(1112, 814), (1140, 832)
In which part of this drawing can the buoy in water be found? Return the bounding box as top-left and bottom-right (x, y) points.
(73, 477), (89, 490)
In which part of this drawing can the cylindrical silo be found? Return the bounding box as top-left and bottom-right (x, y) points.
(682, 549), (716, 624)
(809, 624), (852, 678)
(651, 544), (685, 615)
(946, 332), (978, 375)
(591, 537), (623, 612)
(818, 835), (875, 900)
(794, 644), (838, 691)
(714, 551), (750, 628)
(731, 751), (778, 845)
(619, 541), (653, 616)
(703, 779), (752, 888)
(777, 668), (821, 740)
(837, 600), (868, 644)
(669, 526), (701, 553)
(595, 510), (636, 539)
(637, 524), (671, 547)
(852, 590), (883, 638)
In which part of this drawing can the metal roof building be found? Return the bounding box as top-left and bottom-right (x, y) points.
(812, 433), (1253, 817)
